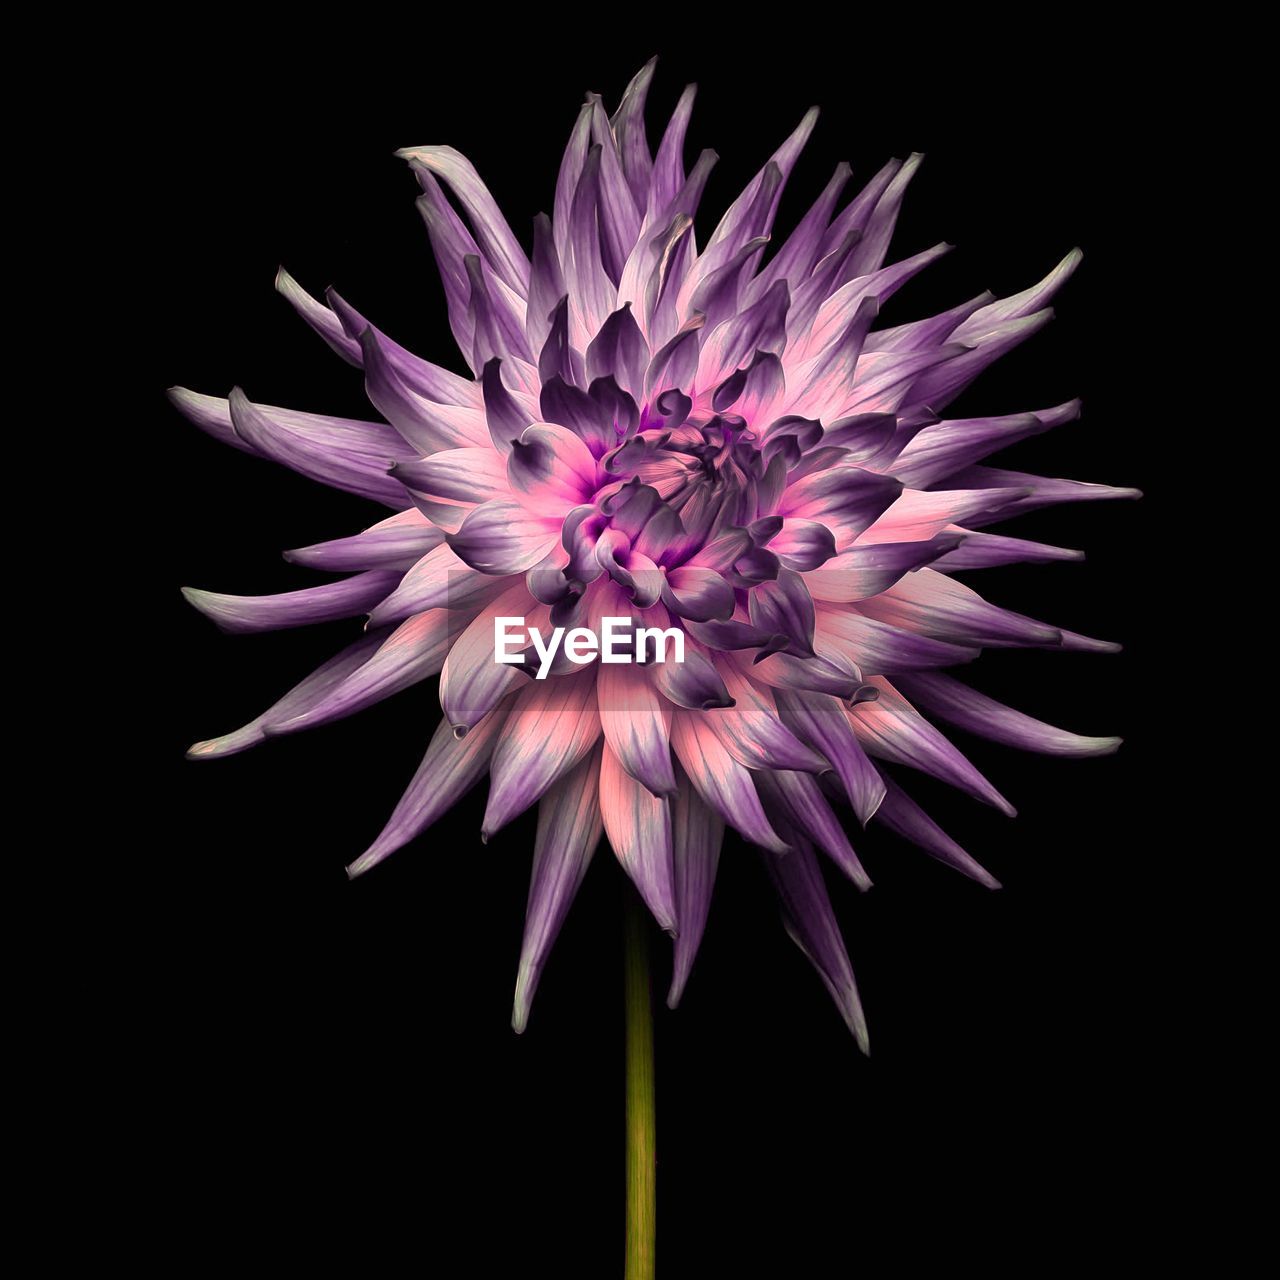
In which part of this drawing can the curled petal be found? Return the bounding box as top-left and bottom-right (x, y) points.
(767, 519), (836, 572)
(170, 387), (413, 506)
(395, 143), (531, 294)
(508, 421), (601, 511)
(447, 500), (560, 574)
(748, 569), (817, 657)
(660, 566), (735, 622)
(780, 466), (903, 549)
(653, 644), (734, 711)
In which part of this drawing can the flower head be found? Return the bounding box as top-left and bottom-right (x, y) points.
(176, 61), (1135, 1050)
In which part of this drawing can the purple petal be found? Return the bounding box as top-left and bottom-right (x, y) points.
(748, 569), (817, 657)
(891, 407), (1062, 489)
(854, 569), (1062, 649)
(268, 609), (453, 736)
(707, 662), (829, 773)
(943, 465), (1143, 524)
(806, 535), (965, 603)
(762, 838), (868, 1051)
(816, 606), (980, 673)
(395, 144), (531, 295)
(181, 570), (400, 635)
(894, 672), (1122, 757)
(849, 679), (1016, 816)
(512, 747), (604, 1032)
(611, 58), (657, 208)
(774, 688), (886, 825)
(439, 585), (536, 734)
(597, 661), (676, 797)
(169, 387), (414, 507)
(186, 631), (385, 760)
(873, 775), (1001, 889)
(367, 543), (515, 628)
(483, 669), (601, 838)
(929, 532), (1085, 570)
(756, 769), (871, 889)
(586, 304), (649, 400)
(653, 643), (734, 710)
(284, 511), (445, 573)
(446, 500), (560, 574)
(346, 705), (511, 879)
(600, 743), (677, 933)
(667, 772), (725, 1008)
(670, 711), (789, 853)
(359, 326), (490, 453)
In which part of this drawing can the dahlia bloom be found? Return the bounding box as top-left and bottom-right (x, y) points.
(176, 61), (1135, 1053)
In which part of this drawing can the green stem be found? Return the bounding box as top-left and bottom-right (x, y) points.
(624, 891), (656, 1280)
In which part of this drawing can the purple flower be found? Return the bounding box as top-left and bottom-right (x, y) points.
(176, 61), (1136, 1053)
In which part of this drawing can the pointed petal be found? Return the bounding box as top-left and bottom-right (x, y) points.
(849, 677), (1016, 816)
(816, 605), (980, 673)
(284, 511), (445, 572)
(756, 770), (871, 888)
(763, 839), (869, 1051)
(667, 772), (725, 1007)
(669, 710), (788, 852)
(806, 535), (964, 603)
(186, 631), (385, 759)
(439, 585), (539, 734)
(599, 743), (677, 932)
(597, 660), (676, 796)
(893, 672), (1122, 757)
(512, 748), (604, 1032)
(181, 570), (400, 635)
(854, 569), (1062, 649)
(484, 669), (602, 838)
(873, 775), (1001, 889)
(774, 688), (886, 825)
(346, 707), (510, 878)
(268, 609), (453, 736)
(366, 542), (514, 627)
(706, 661), (830, 773)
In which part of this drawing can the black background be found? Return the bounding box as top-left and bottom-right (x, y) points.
(115, 29), (1187, 1273)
